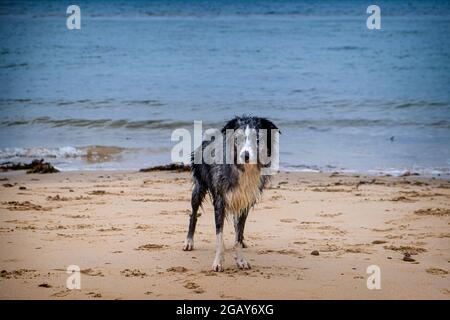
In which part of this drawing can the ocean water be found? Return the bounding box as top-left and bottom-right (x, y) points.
(0, 0), (449, 175)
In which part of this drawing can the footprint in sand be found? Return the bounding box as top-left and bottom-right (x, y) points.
(318, 213), (343, 218)
(97, 227), (122, 232)
(0, 269), (36, 279)
(1, 201), (52, 211)
(389, 196), (416, 202)
(52, 290), (71, 297)
(46, 195), (71, 201)
(414, 208), (450, 217)
(120, 269), (147, 278)
(344, 245), (373, 254)
(81, 268), (104, 277)
(88, 190), (107, 195)
(425, 268), (448, 276)
(135, 224), (151, 230)
(184, 281), (204, 294)
(167, 266), (188, 273)
(383, 245), (427, 255)
(136, 244), (167, 251)
(86, 292), (102, 298)
(442, 289), (450, 295)
(280, 218), (296, 223)
(64, 214), (90, 219)
(257, 248), (299, 256)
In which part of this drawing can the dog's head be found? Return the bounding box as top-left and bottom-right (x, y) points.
(222, 116), (280, 168)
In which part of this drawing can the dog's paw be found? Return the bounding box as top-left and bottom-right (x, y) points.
(212, 262), (224, 272)
(236, 258), (251, 270)
(212, 256), (225, 272)
(182, 238), (194, 251)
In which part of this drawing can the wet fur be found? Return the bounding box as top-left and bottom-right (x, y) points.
(182, 116), (279, 271)
(225, 164), (261, 215)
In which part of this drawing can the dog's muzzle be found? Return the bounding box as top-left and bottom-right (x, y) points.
(242, 151), (250, 163)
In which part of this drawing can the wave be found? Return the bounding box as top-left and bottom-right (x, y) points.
(0, 117), (193, 130)
(0, 145), (130, 165)
(325, 46), (366, 51)
(282, 163), (450, 177)
(2, 11), (450, 19)
(0, 146), (86, 160)
(2, 146), (448, 176)
(1, 98), (448, 109)
(393, 101), (449, 109)
(0, 63), (29, 69)
(276, 119), (450, 129)
(0, 98), (166, 107)
(2, 116), (450, 130)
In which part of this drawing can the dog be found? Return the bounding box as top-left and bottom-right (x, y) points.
(182, 116), (279, 271)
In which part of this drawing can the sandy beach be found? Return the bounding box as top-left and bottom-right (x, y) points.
(0, 170), (449, 300)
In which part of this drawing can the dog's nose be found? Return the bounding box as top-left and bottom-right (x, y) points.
(243, 151), (250, 163)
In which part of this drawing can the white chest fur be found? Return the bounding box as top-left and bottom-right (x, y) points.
(225, 165), (261, 214)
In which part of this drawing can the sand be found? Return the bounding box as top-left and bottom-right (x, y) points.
(0, 170), (449, 299)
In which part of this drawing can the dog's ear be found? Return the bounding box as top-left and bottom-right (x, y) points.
(260, 118), (280, 134)
(221, 117), (240, 134)
(258, 118), (280, 159)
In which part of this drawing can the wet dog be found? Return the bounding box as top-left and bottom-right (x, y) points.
(182, 116), (279, 271)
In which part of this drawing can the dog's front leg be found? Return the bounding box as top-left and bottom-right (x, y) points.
(234, 242), (251, 270)
(212, 196), (225, 272)
(233, 211), (251, 269)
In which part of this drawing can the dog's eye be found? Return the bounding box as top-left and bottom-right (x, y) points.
(233, 133), (245, 144)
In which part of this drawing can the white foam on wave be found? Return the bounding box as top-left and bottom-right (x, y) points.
(281, 164), (449, 177)
(1, 147), (448, 177)
(0, 146), (86, 160)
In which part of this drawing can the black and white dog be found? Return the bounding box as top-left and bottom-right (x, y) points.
(182, 116), (279, 271)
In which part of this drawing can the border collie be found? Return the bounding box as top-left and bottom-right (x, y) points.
(182, 116), (279, 271)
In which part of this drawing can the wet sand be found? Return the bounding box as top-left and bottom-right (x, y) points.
(0, 170), (449, 299)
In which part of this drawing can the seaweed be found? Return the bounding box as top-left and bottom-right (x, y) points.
(0, 159), (59, 174)
(139, 163), (190, 172)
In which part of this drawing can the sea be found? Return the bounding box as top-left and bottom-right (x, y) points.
(1, 0), (449, 175)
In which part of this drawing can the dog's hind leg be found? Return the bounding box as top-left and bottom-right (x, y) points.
(233, 209), (251, 269)
(212, 195), (225, 272)
(183, 182), (206, 251)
